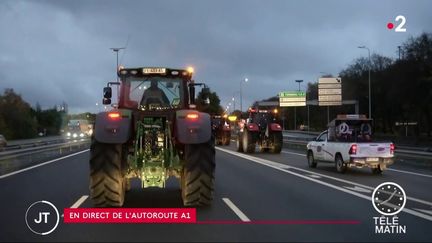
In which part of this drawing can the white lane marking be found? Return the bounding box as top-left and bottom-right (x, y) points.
(282, 150), (306, 157)
(282, 149), (432, 179)
(0, 149), (90, 179)
(413, 208), (432, 216)
(279, 165), (291, 169)
(222, 198), (251, 222)
(70, 195), (89, 208)
(309, 174), (322, 179)
(280, 149), (432, 207)
(343, 186), (372, 193)
(387, 168), (432, 178)
(216, 147), (432, 222)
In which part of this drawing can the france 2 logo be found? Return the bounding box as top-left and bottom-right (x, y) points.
(387, 15), (407, 32)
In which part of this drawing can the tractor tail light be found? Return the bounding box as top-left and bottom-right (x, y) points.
(186, 113), (199, 120)
(108, 112), (121, 120)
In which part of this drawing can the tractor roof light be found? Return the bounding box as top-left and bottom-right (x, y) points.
(187, 66), (194, 74)
(228, 115), (237, 122)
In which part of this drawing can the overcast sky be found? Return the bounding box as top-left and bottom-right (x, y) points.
(1, 0), (431, 114)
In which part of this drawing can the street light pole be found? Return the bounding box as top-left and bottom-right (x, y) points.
(110, 47), (125, 81)
(240, 78), (248, 112)
(358, 46), (371, 119)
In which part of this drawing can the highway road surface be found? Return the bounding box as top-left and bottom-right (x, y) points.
(1, 143), (431, 242)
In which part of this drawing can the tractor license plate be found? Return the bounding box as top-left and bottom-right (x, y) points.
(143, 68), (166, 74)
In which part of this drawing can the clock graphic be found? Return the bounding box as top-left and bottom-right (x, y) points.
(372, 182), (406, 216)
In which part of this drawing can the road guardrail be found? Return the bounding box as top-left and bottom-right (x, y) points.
(0, 139), (91, 176)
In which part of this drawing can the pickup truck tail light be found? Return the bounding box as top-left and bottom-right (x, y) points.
(349, 144), (357, 155)
(390, 143), (395, 154)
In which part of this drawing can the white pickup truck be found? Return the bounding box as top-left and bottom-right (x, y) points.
(306, 114), (394, 174)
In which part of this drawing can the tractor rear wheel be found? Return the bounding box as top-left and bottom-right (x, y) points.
(236, 132), (244, 152)
(269, 131), (283, 153)
(89, 140), (126, 207)
(242, 130), (256, 153)
(222, 132), (231, 145)
(182, 138), (215, 206)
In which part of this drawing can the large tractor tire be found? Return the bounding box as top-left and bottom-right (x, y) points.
(222, 132), (231, 145)
(269, 131), (283, 153)
(236, 132), (244, 152)
(242, 130), (256, 153)
(182, 138), (215, 206)
(259, 146), (269, 153)
(89, 140), (126, 207)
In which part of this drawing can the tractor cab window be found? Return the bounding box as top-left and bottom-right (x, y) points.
(121, 77), (183, 110)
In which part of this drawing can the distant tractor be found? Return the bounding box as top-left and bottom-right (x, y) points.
(212, 115), (231, 146)
(90, 67), (215, 207)
(236, 107), (283, 153)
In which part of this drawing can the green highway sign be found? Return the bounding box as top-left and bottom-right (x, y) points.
(279, 91), (306, 98)
(279, 91), (306, 107)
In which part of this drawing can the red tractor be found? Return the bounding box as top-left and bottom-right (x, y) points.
(236, 107), (283, 153)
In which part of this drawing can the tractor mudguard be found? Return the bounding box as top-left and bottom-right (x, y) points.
(94, 112), (131, 144)
(176, 110), (211, 144)
(269, 123), (282, 131)
(245, 123), (259, 132)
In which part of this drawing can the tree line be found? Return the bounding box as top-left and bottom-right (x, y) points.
(0, 89), (68, 140)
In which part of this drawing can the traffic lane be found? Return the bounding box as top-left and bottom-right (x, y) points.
(0, 150), (246, 241)
(52, 151), (280, 242)
(77, 177), (241, 222)
(215, 147), (432, 242)
(0, 147), (371, 242)
(0, 150), (91, 242)
(61, 150), (408, 242)
(225, 144), (432, 203)
(1, 147), (429, 242)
